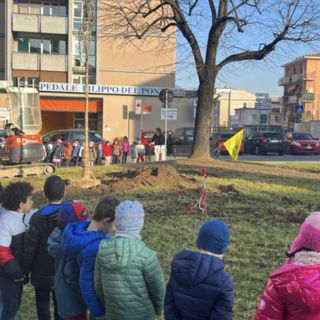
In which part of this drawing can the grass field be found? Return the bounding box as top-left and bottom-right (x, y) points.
(7, 159), (320, 320)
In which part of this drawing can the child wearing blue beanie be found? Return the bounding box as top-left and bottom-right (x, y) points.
(165, 219), (234, 320)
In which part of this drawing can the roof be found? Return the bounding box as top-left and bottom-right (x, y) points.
(281, 53), (320, 67)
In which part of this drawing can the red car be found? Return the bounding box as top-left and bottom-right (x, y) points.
(139, 130), (156, 146)
(210, 132), (244, 155)
(284, 132), (320, 155)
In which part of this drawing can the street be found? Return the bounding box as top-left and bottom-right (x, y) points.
(215, 152), (320, 162)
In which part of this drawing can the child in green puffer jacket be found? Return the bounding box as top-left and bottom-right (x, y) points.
(94, 201), (165, 320)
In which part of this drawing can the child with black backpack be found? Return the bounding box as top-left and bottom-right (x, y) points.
(22, 176), (69, 320)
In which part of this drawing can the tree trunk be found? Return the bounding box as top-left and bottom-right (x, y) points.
(190, 77), (216, 159)
(82, 55), (90, 179)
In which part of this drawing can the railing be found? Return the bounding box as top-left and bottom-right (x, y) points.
(12, 52), (68, 72)
(298, 92), (315, 102)
(12, 13), (68, 34)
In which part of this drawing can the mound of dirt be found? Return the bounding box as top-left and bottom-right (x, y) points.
(99, 165), (186, 192)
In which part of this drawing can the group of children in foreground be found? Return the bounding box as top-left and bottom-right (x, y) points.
(0, 177), (320, 320)
(45, 137), (154, 167)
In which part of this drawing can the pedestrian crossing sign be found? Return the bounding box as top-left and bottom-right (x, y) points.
(295, 105), (304, 114)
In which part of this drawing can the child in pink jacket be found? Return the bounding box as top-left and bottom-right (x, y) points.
(254, 212), (320, 320)
(121, 136), (130, 164)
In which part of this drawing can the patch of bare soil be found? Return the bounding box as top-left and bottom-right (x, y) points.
(98, 165), (187, 193)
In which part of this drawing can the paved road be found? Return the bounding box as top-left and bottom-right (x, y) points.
(214, 153), (320, 162)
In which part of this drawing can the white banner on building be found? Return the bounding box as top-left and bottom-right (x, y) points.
(39, 82), (175, 97)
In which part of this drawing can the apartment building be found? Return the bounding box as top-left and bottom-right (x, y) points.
(0, 0), (195, 140)
(279, 53), (320, 131)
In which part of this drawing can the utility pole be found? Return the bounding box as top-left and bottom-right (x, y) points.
(228, 91), (231, 127)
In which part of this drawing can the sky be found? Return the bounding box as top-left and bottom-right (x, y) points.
(175, 43), (319, 96)
(173, 3), (320, 98)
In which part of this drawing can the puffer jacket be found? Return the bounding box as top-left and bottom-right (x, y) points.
(94, 238), (165, 320)
(48, 227), (87, 318)
(22, 204), (63, 288)
(62, 221), (109, 318)
(165, 250), (234, 320)
(0, 209), (36, 280)
(254, 263), (320, 320)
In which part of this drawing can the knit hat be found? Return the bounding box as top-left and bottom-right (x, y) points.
(47, 144), (53, 150)
(115, 200), (144, 232)
(58, 202), (89, 230)
(65, 142), (71, 148)
(196, 219), (230, 254)
(56, 139), (62, 146)
(288, 212), (320, 254)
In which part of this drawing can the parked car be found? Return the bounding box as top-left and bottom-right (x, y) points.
(42, 129), (103, 148)
(210, 132), (244, 155)
(172, 127), (194, 145)
(138, 130), (157, 146)
(244, 131), (285, 155)
(284, 132), (320, 155)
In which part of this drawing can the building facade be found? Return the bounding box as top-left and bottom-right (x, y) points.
(234, 101), (283, 135)
(279, 53), (320, 131)
(212, 88), (256, 128)
(0, 0), (195, 140)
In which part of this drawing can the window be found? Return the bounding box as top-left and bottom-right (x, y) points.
(18, 0), (30, 13)
(74, 113), (98, 131)
(29, 0), (41, 14)
(43, 2), (50, 15)
(30, 38), (41, 53)
(300, 65), (304, 74)
(73, 2), (83, 30)
(293, 67), (296, 74)
(260, 114), (267, 124)
(73, 35), (96, 69)
(17, 0), (67, 16)
(286, 69), (290, 76)
(275, 116), (278, 122)
(17, 33), (67, 54)
(72, 74), (95, 84)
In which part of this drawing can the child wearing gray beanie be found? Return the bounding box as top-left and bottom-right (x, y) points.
(165, 219), (234, 320)
(94, 200), (165, 320)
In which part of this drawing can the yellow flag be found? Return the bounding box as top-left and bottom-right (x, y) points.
(223, 129), (244, 161)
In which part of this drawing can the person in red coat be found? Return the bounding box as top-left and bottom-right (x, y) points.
(103, 141), (112, 166)
(254, 211), (320, 320)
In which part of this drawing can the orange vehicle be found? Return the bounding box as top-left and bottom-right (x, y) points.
(0, 85), (55, 178)
(210, 132), (244, 155)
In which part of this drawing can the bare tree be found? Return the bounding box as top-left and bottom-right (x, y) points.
(98, 0), (320, 158)
(79, 0), (95, 178)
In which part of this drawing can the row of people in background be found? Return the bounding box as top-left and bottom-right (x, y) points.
(44, 136), (160, 167)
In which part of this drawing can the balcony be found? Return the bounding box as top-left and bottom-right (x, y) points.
(283, 95), (298, 104)
(12, 52), (68, 72)
(12, 13), (68, 34)
(278, 72), (314, 86)
(278, 76), (290, 86)
(298, 92), (315, 102)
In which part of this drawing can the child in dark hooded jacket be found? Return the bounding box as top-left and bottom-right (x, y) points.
(62, 195), (120, 319)
(48, 202), (89, 320)
(165, 219), (234, 320)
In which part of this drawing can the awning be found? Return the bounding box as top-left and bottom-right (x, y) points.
(40, 99), (102, 112)
(287, 85), (296, 91)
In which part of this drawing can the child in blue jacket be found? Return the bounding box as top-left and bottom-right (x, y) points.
(165, 219), (234, 320)
(48, 202), (89, 320)
(62, 195), (120, 320)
